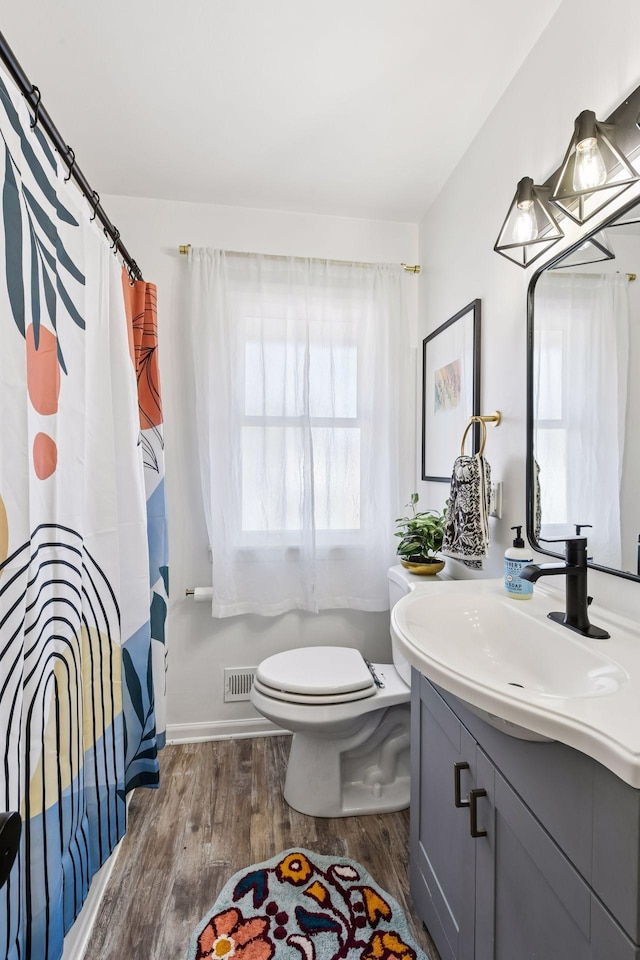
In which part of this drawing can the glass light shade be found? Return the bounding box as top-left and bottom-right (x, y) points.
(548, 230), (615, 269)
(551, 110), (640, 224)
(494, 178), (564, 268)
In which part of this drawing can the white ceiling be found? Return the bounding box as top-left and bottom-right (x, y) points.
(3, 0), (564, 222)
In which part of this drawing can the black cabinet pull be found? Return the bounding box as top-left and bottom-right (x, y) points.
(469, 788), (487, 838)
(454, 761), (470, 808)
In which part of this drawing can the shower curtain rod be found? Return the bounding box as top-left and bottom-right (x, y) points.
(178, 244), (422, 273)
(0, 30), (143, 281)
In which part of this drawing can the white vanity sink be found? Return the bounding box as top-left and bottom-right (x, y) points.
(401, 590), (627, 699)
(391, 579), (640, 786)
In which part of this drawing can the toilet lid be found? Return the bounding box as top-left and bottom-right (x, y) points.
(256, 647), (375, 697)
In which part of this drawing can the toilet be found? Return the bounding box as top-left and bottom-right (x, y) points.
(250, 565), (418, 818)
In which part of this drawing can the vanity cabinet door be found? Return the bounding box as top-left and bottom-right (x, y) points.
(475, 747), (591, 960)
(437, 681), (640, 943)
(474, 750), (639, 960)
(410, 673), (477, 960)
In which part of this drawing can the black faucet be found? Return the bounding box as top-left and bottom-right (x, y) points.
(519, 537), (610, 640)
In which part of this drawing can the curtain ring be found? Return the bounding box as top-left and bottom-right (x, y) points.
(29, 86), (41, 128)
(64, 146), (75, 182)
(460, 416), (487, 457)
(110, 228), (120, 252)
(128, 260), (140, 285)
(89, 190), (100, 221)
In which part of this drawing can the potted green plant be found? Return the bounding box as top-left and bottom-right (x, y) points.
(395, 493), (447, 575)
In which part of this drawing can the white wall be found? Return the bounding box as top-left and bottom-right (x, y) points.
(416, 0), (640, 620)
(102, 195), (419, 738)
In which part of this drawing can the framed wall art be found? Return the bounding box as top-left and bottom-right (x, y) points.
(421, 298), (481, 482)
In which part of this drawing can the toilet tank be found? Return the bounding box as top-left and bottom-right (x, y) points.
(388, 564), (451, 684)
(387, 564), (416, 686)
(388, 563), (415, 609)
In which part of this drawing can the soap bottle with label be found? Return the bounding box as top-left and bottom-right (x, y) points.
(504, 526), (533, 600)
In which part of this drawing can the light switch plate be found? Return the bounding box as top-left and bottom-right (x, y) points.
(489, 481), (502, 519)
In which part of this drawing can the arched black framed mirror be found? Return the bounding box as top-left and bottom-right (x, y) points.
(527, 190), (640, 581)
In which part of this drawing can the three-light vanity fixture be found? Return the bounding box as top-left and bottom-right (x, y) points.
(495, 85), (640, 268)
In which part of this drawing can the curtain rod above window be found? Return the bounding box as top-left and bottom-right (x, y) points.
(178, 244), (421, 274)
(0, 30), (144, 282)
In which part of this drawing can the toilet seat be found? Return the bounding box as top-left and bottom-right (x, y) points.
(253, 676), (377, 705)
(255, 646), (376, 705)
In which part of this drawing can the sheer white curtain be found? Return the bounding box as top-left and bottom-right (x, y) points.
(187, 249), (412, 616)
(534, 271), (629, 567)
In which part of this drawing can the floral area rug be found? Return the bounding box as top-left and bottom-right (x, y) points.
(188, 848), (427, 960)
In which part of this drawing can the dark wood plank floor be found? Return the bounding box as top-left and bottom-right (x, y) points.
(89, 737), (441, 959)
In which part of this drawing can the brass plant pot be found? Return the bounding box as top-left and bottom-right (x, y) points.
(400, 558), (445, 576)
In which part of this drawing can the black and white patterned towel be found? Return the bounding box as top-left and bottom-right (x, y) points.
(441, 454), (491, 569)
(533, 458), (542, 540)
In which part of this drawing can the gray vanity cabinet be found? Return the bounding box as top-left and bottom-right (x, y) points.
(410, 673), (477, 959)
(411, 671), (640, 960)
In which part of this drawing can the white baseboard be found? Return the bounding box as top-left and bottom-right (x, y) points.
(61, 836), (123, 960)
(166, 717), (289, 743)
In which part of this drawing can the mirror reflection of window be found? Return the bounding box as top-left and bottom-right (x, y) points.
(534, 327), (567, 524)
(533, 271), (630, 570)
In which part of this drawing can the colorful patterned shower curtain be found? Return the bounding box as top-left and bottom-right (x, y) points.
(122, 276), (168, 757)
(0, 63), (165, 960)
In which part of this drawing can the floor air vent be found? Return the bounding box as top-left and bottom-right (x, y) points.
(224, 667), (257, 702)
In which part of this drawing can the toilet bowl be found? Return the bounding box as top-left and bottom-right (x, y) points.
(249, 565), (419, 818)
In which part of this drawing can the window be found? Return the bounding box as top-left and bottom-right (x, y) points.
(187, 249), (411, 616)
(240, 312), (361, 540)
